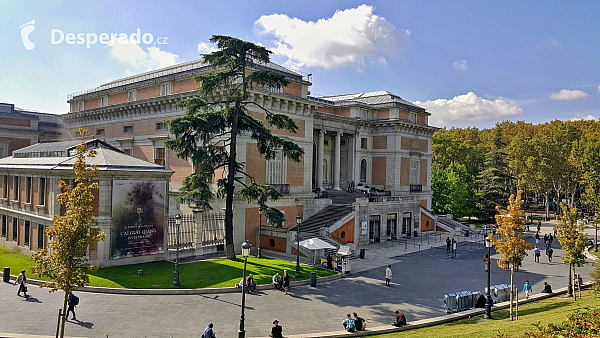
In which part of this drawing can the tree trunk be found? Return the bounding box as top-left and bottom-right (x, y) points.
(545, 193), (550, 220)
(59, 291), (68, 337)
(224, 104), (239, 260)
(509, 267), (514, 321)
(570, 192), (575, 207)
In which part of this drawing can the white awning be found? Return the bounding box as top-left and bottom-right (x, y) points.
(337, 245), (352, 256)
(297, 238), (336, 250)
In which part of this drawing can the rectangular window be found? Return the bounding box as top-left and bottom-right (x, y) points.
(2, 175), (7, 199)
(410, 160), (420, 185)
(26, 177), (32, 204)
(12, 176), (19, 201)
(266, 150), (285, 184)
(128, 90), (138, 102)
(24, 221), (30, 246)
(38, 178), (46, 206)
(12, 218), (17, 242)
(123, 148), (131, 156)
(37, 224), (45, 250)
(154, 148), (166, 167)
(160, 83), (172, 96)
(156, 122), (168, 131)
(123, 125), (133, 133)
(77, 101), (84, 111)
(361, 138), (368, 149)
(409, 113), (417, 123)
(267, 85), (283, 94)
(1, 214), (6, 239)
(96, 128), (105, 136)
(100, 96), (109, 107)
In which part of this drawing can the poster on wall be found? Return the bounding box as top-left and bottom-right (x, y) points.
(111, 180), (166, 259)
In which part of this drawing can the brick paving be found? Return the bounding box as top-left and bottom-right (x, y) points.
(0, 222), (594, 338)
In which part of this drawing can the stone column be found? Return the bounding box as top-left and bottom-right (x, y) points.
(317, 130), (324, 190)
(333, 132), (341, 190)
(348, 134), (355, 184)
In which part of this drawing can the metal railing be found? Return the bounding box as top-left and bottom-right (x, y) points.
(167, 214), (196, 250)
(268, 184), (290, 194)
(410, 184), (423, 192)
(200, 213), (226, 247)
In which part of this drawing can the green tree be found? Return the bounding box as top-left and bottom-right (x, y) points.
(432, 163), (477, 218)
(431, 167), (450, 214)
(31, 129), (106, 338)
(491, 190), (532, 321)
(556, 203), (588, 299)
(165, 35), (303, 259)
(581, 187), (600, 252)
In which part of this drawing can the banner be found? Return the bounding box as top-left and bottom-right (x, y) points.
(111, 180), (166, 259)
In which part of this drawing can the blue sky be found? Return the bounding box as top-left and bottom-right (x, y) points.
(1, 0), (599, 128)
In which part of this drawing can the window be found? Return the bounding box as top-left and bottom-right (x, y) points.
(12, 218), (17, 242)
(410, 160), (420, 185)
(123, 125), (133, 133)
(2, 175), (7, 199)
(128, 90), (138, 102)
(267, 85), (283, 94)
(341, 140), (346, 146)
(360, 159), (367, 182)
(387, 214), (397, 238)
(26, 177), (32, 204)
(160, 82), (172, 96)
(360, 138), (368, 149)
(38, 178), (46, 206)
(402, 212), (412, 235)
(37, 224), (45, 250)
(12, 176), (19, 201)
(1, 214), (6, 239)
(324, 140), (329, 146)
(154, 148), (166, 167)
(123, 148), (131, 156)
(100, 95), (109, 107)
(96, 128), (105, 136)
(409, 113), (417, 123)
(361, 109), (370, 119)
(77, 101), (85, 111)
(266, 150), (286, 184)
(24, 221), (30, 246)
(156, 122), (168, 131)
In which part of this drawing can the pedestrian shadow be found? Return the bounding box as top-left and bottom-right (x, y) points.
(199, 295), (254, 310)
(69, 319), (94, 329)
(24, 296), (42, 303)
(287, 293), (311, 301)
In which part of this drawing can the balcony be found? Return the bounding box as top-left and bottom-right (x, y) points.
(268, 184), (290, 194)
(410, 184), (423, 193)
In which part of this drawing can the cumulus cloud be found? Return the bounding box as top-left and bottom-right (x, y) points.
(414, 92), (523, 126)
(570, 113), (597, 121)
(107, 38), (178, 72)
(598, 85), (600, 92)
(254, 5), (408, 69)
(550, 89), (588, 101)
(198, 42), (218, 55)
(453, 60), (467, 71)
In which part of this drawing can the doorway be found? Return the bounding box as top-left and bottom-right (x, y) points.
(369, 215), (380, 242)
(402, 212), (411, 236)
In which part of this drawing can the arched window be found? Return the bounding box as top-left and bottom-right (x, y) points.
(360, 159), (367, 182)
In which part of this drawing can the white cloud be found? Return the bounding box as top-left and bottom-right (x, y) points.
(570, 113), (597, 121)
(414, 92), (523, 126)
(536, 39), (564, 48)
(198, 42), (218, 55)
(597, 85), (600, 92)
(377, 56), (387, 65)
(550, 89), (588, 101)
(106, 38), (178, 72)
(254, 5), (408, 69)
(453, 59), (467, 71)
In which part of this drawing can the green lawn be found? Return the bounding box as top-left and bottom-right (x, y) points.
(0, 246), (336, 289)
(372, 290), (599, 338)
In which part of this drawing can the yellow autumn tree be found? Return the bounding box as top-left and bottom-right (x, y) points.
(491, 190), (532, 321)
(31, 129), (106, 338)
(556, 203), (587, 299)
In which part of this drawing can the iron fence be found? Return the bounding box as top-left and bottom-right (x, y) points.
(201, 213), (225, 247)
(167, 214), (196, 250)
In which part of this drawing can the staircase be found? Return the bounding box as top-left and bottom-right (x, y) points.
(324, 189), (364, 205)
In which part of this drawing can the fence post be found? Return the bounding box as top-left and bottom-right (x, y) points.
(405, 240), (407, 251)
(430, 245), (433, 256)
(55, 309), (62, 338)
(418, 244), (421, 253)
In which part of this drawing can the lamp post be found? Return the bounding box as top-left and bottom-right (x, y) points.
(295, 214), (302, 278)
(239, 240), (252, 338)
(257, 209), (263, 258)
(484, 237), (493, 319)
(173, 214), (182, 286)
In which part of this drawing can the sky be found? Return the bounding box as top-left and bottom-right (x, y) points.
(1, 0), (599, 128)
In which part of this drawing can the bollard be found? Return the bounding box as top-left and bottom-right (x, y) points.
(3, 267), (9, 283)
(418, 244), (421, 253)
(430, 245), (433, 256)
(56, 309), (62, 338)
(310, 271), (317, 287)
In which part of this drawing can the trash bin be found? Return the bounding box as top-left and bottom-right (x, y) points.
(465, 229), (470, 237)
(359, 248), (365, 259)
(414, 230), (418, 237)
(310, 271), (317, 287)
(3, 267), (10, 283)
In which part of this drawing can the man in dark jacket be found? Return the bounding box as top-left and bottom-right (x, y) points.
(203, 323), (216, 338)
(66, 291), (78, 320)
(269, 320), (282, 338)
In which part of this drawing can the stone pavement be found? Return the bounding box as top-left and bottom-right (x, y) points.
(0, 222), (594, 338)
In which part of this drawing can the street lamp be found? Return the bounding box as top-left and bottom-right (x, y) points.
(257, 209), (263, 258)
(239, 240), (252, 338)
(295, 215), (302, 278)
(484, 237), (493, 319)
(173, 214), (182, 286)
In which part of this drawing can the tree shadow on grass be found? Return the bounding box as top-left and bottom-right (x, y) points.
(490, 300), (575, 320)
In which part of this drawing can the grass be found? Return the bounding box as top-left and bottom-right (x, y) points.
(372, 290), (599, 338)
(0, 246), (336, 289)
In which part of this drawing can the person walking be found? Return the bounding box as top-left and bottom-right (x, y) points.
(14, 269), (28, 297)
(385, 265), (392, 286)
(523, 280), (532, 299)
(66, 291), (79, 320)
(326, 253), (333, 270)
(546, 247), (553, 262)
(203, 323), (216, 338)
(535, 232), (540, 245)
(446, 237), (451, 253)
(533, 246), (540, 263)
(282, 270), (291, 294)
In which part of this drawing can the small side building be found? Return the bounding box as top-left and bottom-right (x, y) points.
(0, 139), (173, 267)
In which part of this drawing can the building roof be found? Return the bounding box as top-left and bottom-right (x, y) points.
(310, 90), (425, 111)
(13, 139), (120, 158)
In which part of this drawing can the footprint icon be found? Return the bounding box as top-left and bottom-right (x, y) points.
(20, 20), (36, 51)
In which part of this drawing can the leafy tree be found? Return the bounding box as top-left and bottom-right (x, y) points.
(432, 128), (485, 177)
(432, 163), (477, 218)
(581, 187), (600, 252)
(431, 167), (450, 214)
(477, 125), (513, 220)
(556, 203), (588, 298)
(31, 129), (106, 338)
(165, 35), (303, 259)
(491, 190), (532, 321)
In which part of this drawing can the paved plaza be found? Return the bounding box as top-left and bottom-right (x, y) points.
(0, 222), (595, 338)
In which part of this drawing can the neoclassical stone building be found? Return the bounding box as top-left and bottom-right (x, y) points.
(61, 59), (437, 257)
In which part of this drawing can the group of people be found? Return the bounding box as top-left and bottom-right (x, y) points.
(272, 270), (291, 294)
(236, 273), (257, 293)
(342, 312), (367, 332)
(524, 280), (554, 298)
(203, 319), (283, 338)
(533, 231), (554, 263)
(346, 180), (356, 192)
